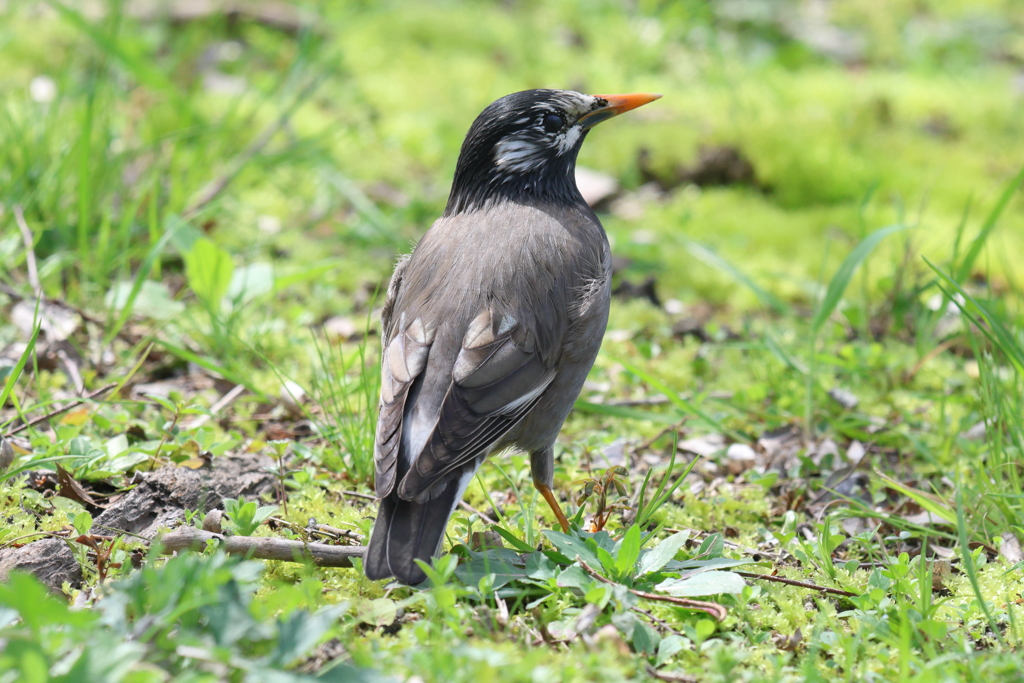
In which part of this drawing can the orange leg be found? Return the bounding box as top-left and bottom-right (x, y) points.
(536, 482), (570, 532)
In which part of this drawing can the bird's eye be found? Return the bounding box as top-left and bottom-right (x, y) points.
(542, 113), (564, 133)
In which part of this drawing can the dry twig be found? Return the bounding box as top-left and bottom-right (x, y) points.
(735, 571), (856, 597)
(3, 382), (118, 437)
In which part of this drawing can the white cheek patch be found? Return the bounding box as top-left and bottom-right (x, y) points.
(494, 137), (546, 173)
(555, 125), (582, 155)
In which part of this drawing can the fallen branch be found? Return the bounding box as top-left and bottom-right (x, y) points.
(579, 560), (729, 622)
(736, 571), (857, 597)
(159, 526), (365, 568)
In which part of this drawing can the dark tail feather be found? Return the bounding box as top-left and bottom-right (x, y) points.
(363, 477), (462, 585)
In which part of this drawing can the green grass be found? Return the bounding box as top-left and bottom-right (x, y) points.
(2, 0), (1024, 681)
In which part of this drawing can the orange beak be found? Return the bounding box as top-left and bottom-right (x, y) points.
(578, 93), (662, 129)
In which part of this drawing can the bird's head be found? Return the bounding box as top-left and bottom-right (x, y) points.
(444, 89), (661, 216)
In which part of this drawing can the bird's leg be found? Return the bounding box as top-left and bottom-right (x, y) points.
(530, 446), (570, 532)
(536, 482), (571, 532)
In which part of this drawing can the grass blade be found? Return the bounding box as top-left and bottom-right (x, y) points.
(954, 165), (1024, 283)
(0, 323), (40, 413)
(677, 235), (790, 315)
(48, 2), (184, 106)
(573, 400), (686, 425)
(810, 223), (909, 334)
(102, 217), (182, 348)
(926, 258), (1024, 374)
(611, 356), (747, 443)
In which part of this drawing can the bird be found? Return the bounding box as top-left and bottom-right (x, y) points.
(364, 89), (661, 585)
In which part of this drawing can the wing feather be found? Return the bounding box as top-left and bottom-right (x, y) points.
(374, 257), (437, 499)
(396, 307), (556, 501)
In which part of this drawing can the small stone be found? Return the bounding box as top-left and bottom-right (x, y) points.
(592, 439), (626, 469)
(961, 420), (987, 441)
(828, 387), (859, 410)
(322, 316), (360, 341)
(678, 433), (725, 457)
(845, 440), (866, 465)
(202, 509), (223, 534)
(664, 298), (686, 316)
(0, 436), (14, 472)
(279, 380), (307, 417)
(726, 443), (757, 474)
(468, 530), (505, 551)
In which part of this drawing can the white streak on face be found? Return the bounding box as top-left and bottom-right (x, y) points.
(494, 137), (546, 173)
(555, 125), (582, 155)
(492, 91), (601, 174)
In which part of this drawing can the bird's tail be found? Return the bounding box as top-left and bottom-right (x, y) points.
(363, 475), (465, 585)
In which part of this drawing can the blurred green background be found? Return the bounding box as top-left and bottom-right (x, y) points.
(4, 3), (1024, 681)
(3, 0), (1022, 323)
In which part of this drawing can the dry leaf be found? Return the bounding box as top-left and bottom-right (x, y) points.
(60, 408), (91, 426)
(56, 464), (104, 508)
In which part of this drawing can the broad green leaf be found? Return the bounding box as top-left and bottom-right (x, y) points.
(615, 524), (642, 577)
(0, 572), (95, 630)
(632, 619), (661, 655)
(542, 530), (602, 570)
(637, 530), (691, 576)
(696, 533), (725, 559)
(597, 546), (617, 576)
(455, 551), (527, 590)
(73, 511), (93, 536)
(657, 634), (688, 667)
(556, 565), (596, 592)
(184, 237), (234, 309)
(355, 599), (398, 628)
(525, 552), (557, 581)
(270, 606), (344, 667)
(656, 571), (746, 597)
